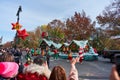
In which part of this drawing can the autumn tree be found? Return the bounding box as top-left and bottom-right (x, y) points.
(40, 25), (48, 32)
(15, 26), (41, 48)
(35, 27), (41, 39)
(48, 19), (65, 29)
(27, 27), (41, 48)
(96, 0), (120, 50)
(65, 11), (96, 41)
(91, 28), (104, 51)
(96, 0), (120, 36)
(2, 41), (12, 48)
(47, 19), (65, 43)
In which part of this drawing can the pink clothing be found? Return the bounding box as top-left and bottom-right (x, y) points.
(68, 64), (78, 80)
(0, 62), (19, 78)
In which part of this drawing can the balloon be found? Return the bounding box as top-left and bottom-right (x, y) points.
(11, 22), (22, 30)
(17, 29), (29, 40)
(41, 32), (48, 38)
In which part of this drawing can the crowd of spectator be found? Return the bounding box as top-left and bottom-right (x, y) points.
(0, 47), (120, 80)
(0, 48), (79, 80)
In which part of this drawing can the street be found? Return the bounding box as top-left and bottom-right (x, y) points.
(49, 56), (113, 80)
(21, 51), (112, 80)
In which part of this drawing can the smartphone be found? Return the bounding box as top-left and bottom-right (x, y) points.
(115, 54), (120, 76)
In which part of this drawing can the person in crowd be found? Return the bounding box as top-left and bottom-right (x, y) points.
(25, 48), (32, 61)
(17, 55), (51, 80)
(30, 48), (35, 56)
(1, 48), (6, 53)
(45, 47), (51, 68)
(110, 64), (120, 80)
(41, 49), (45, 56)
(32, 55), (51, 78)
(24, 59), (33, 67)
(0, 51), (24, 78)
(68, 57), (79, 80)
(49, 57), (79, 80)
(0, 52), (15, 62)
(49, 65), (67, 80)
(53, 49), (58, 60)
(14, 48), (22, 63)
(0, 62), (19, 80)
(36, 48), (41, 55)
(12, 48), (24, 74)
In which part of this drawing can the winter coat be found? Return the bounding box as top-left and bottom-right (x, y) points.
(23, 63), (51, 79)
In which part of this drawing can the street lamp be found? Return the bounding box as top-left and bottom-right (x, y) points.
(16, 6), (22, 23)
(14, 6), (22, 49)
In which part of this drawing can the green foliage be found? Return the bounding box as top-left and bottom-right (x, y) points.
(96, 0), (120, 50)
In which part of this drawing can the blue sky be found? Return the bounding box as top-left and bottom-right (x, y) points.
(0, 0), (112, 44)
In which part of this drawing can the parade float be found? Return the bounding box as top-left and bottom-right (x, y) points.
(59, 43), (69, 52)
(39, 39), (98, 61)
(59, 40), (98, 61)
(39, 39), (54, 50)
(59, 42), (79, 59)
(83, 46), (98, 61)
(39, 39), (61, 56)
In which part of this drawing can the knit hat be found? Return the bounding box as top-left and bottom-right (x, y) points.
(34, 55), (46, 66)
(0, 62), (19, 78)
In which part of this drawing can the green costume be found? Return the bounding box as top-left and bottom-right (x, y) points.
(30, 48), (34, 56)
(36, 49), (41, 55)
(25, 52), (31, 60)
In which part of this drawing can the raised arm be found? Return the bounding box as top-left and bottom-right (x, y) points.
(68, 57), (79, 80)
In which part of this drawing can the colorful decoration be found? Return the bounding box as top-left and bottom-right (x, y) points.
(66, 47), (69, 51)
(41, 32), (48, 38)
(68, 52), (72, 60)
(63, 47), (65, 52)
(11, 22), (22, 30)
(11, 6), (29, 41)
(84, 45), (89, 52)
(17, 29), (29, 40)
(70, 43), (77, 52)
